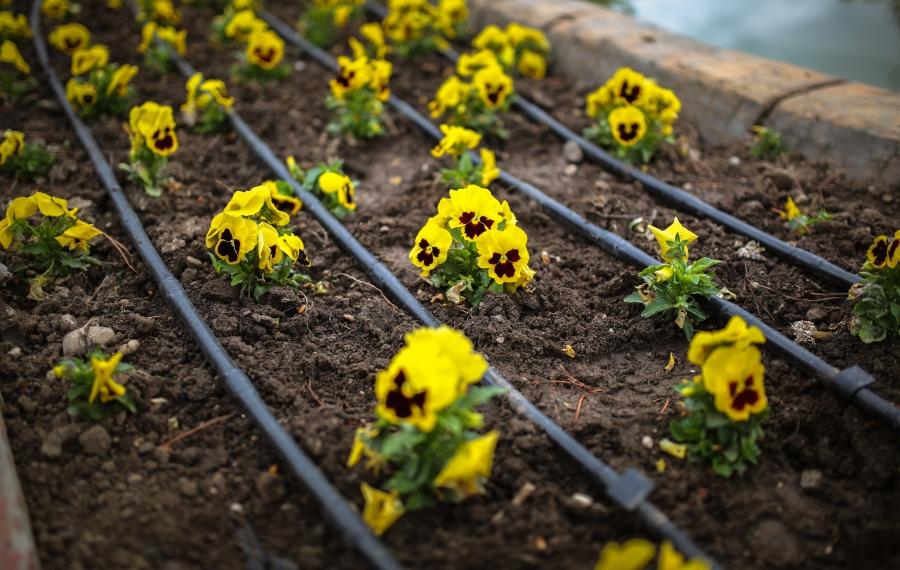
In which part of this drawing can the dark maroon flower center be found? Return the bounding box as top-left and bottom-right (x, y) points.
(487, 248), (520, 279)
(384, 371), (426, 419)
(216, 229), (241, 263)
(617, 123), (640, 142)
(728, 375), (760, 412)
(416, 238), (440, 266)
(153, 127), (175, 151)
(255, 48), (275, 63)
(871, 238), (889, 266)
(458, 211), (494, 239)
(619, 80), (641, 103)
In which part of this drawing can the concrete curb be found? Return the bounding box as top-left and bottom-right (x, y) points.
(0, 407), (40, 570)
(467, 0), (900, 188)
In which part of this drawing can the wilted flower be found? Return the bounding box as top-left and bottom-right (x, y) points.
(360, 483), (404, 536)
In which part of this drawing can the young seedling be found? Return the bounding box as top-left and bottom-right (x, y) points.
(409, 184), (533, 305)
(285, 156), (357, 218)
(625, 218), (721, 339)
(180, 72), (234, 133)
(750, 125), (787, 160)
(668, 316), (768, 477)
(0, 130), (54, 181)
(775, 196), (831, 236)
(348, 326), (503, 535)
(53, 350), (137, 420)
(584, 67), (680, 164)
(849, 229), (900, 343)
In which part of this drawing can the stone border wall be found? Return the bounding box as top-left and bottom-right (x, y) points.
(468, 0), (900, 188)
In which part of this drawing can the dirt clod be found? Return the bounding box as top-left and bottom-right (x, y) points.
(78, 425), (112, 456)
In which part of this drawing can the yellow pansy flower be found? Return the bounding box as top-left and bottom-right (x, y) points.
(359, 22), (390, 58)
(409, 220), (452, 277)
(648, 217), (697, 261)
(329, 54), (371, 99)
(505, 22), (550, 53)
(333, 4), (353, 27)
(609, 105), (647, 147)
(268, 185), (302, 216)
(225, 10), (268, 43)
(586, 85), (614, 119)
(151, 0), (181, 24)
(473, 64), (513, 109)
(65, 78), (96, 109)
(360, 483), (404, 537)
(71, 45), (109, 76)
(129, 101), (179, 157)
(0, 11), (30, 39)
(89, 352), (127, 404)
(279, 232), (310, 266)
(158, 26), (187, 56)
(687, 316), (765, 367)
(866, 231), (900, 269)
(32, 191), (77, 217)
(255, 222), (286, 272)
(658, 541), (711, 570)
(479, 148), (499, 187)
(594, 539), (656, 570)
(0, 39), (30, 74)
(433, 430), (499, 498)
(347, 425), (384, 472)
(403, 326), (488, 390)
(456, 49), (499, 78)
(517, 49), (546, 79)
(246, 30), (284, 70)
(41, 0), (69, 20)
(702, 345), (768, 422)
(475, 225), (531, 285)
(431, 124), (481, 158)
(608, 67), (650, 107)
(107, 64), (138, 97)
(55, 219), (102, 251)
(231, 0), (257, 11)
(318, 171), (356, 211)
(437, 184), (503, 241)
(222, 182), (290, 226)
(368, 58), (392, 102)
(437, 0), (467, 28)
(0, 129), (25, 165)
(206, 212), (258, 264)
(472, 24), (510, 54)
(429, 75), (469, 118)
(779, 196), (802, 221)
(49, 23), (90, 54)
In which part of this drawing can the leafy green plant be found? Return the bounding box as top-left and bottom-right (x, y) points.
(750, 125), (787, 160)
(850, 230), (900, 343)
(53, 350), (137, 420)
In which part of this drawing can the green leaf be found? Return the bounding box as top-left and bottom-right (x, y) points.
(641, 297), (673, 317)
(712, 456), (734, 478)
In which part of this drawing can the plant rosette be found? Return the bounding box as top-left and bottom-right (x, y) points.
(0, 130), (54, 180)
(180, 72), (234, 133)
(775, 195), (831, 236)
(0, 191), (102, 281)
(1, 38), (37, 101)
(348, 326), (504, 535)
(212, 6), (267, 45)
(348, 22), (391, 60)
(137, 21), (187, 73)
(429, 57), (515, 138)
(53, 350), (137, 420)
(119, 101), (179, 197)
(471, 22), (550, 80)
(297, 0), (364, 49)
(206, 181), (312, 299)
(624, 218), (721, 339)
(64, 55), (138, 119)
(594, 538), (710, 570)
(285, 156), (356, 218)
(849, 230), (900, 343)
(668, 316), (769, 477)
(380, 0), (465, 58)
(232, 29), (290, 83)
(431, 124), (500, 189)
(584, 67), (680, 164)
(409, 184), (533, 305)
(326, 54), (392, 139)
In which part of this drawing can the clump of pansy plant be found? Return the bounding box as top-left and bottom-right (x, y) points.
(750, 125), (787, 160)
(213, 5), (266, 45)
(62, 39), (138, 118)
(0, 191), (103, 279)
(667, 316), (769, 477)
(584, 67), (680, 164)
(594, 538), (710, 570)
(206, 181), (311, 299)
(348, 22), (391, 60)
(53, 350), (137, 420)
(410, 184), (533, 305)
(1, 39), (36, 100)
(471, 22), (550, 79)
(0, 130), (54, 181)
(285, 155), (356, 218)
(120, 101), (179, 197)
(380, 0), (467, 58)
(849, 229), (900, 343)
(348, 326), (503, 536)
(0, 10), (32, 40)
(135, 0), (181, 25)
(297, 0), (364, 48)
(327, 54), (392, 139)
(137, 21), (187, 73)
(429, 50), (515, 138)
(180, 72), (234, 133)
(625, 218), (721, 339)
(42, 0), (79, 21)
(431, 124), (499, 189)
(776, 196), (830, 236)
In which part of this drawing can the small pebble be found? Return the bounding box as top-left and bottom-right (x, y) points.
(7, 346), (21, 358)
(230, 502), (245, 515)
(563, 164), (578, 177)
(185, 256), (203, 267)
(562, 140), (583, 163)
(727, 156), (741, 167)
(342, 314), (355, 322)
(571, 493), (593, 507)
(118, 339), (140, 356)
(641, 435), (654, 449)
(800, 469), (823, 490)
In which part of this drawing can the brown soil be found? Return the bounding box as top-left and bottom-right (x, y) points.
(1, 1), (898, 569)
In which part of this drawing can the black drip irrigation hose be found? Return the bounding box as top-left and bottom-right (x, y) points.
(133, 9), (726, 567)
(363, 0), (861, 291)
(29, 5), (404, 570)
(262, 11), (900, 434)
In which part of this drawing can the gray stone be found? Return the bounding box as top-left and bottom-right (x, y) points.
(562, 140), (583, 163)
